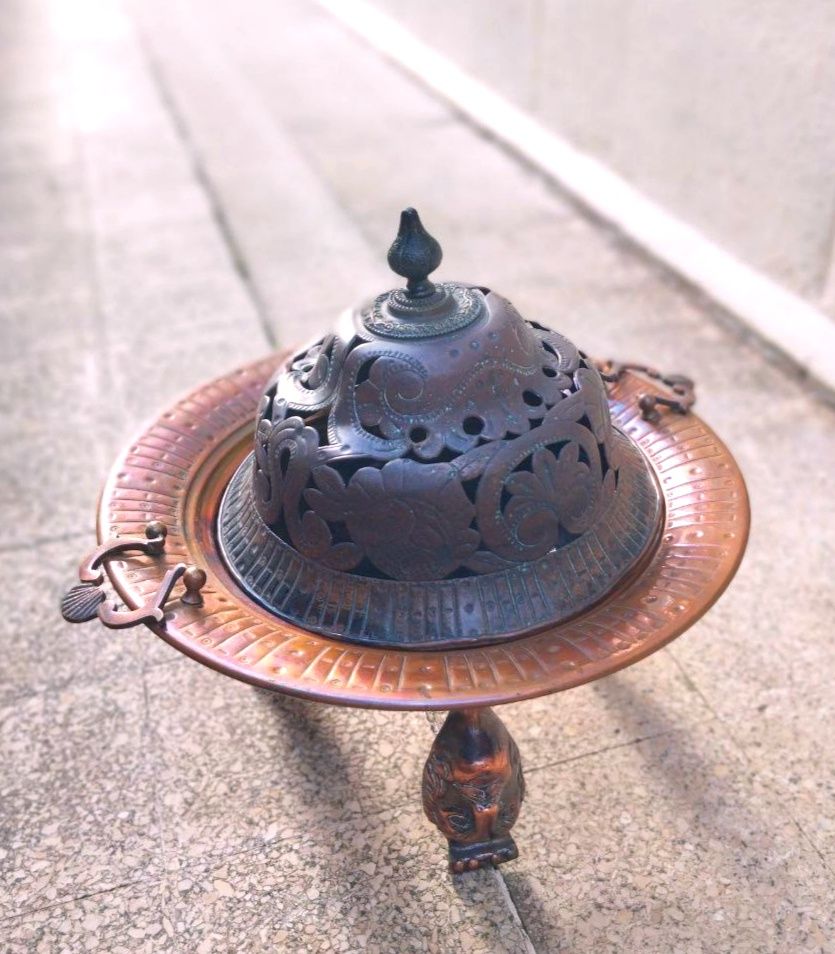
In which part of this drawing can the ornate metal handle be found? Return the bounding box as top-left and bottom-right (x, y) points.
(597, 361), (696, 422)
(61, 520), (206, 628)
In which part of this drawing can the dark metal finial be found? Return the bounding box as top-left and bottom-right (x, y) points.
(387, 208), (443, 299)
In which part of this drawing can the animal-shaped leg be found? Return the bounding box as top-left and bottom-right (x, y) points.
(422, 708), (525, 873)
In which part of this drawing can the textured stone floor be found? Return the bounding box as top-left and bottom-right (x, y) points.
(1, 0), (833, 951)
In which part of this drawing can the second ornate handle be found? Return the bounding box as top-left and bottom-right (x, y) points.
(597, 360), (696, 422)
(61, 520), (207, 629)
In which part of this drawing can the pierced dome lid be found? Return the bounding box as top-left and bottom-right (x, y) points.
(218, 209), (662, 648)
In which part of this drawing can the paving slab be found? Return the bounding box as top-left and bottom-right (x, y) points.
(506, 723), (833, 953)
(0, 235), (90, 307)
(493, 650), (715, 773)
(0, 164), (86, 246)
(727, 682), (835, 866)
(0, 537), (144, 706)
(0, 677), (162, 919)
(132, 0), (394, 345)
(0, 296), (108, 547)
(146, 660), (433, 869)
(6, 881), (176, 954)
(161, 806), (533, 954)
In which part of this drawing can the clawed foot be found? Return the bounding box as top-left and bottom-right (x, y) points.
(449, 836), (518, 874)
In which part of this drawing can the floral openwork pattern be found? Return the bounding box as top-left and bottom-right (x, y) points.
(250, 291), (623, 582)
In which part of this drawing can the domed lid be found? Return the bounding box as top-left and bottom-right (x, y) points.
(219, 209), (662, 648)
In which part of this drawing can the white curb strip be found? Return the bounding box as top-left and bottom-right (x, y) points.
(317, 0), (835, 395)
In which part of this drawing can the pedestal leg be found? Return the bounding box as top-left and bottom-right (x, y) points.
(422, 707), (525, 873)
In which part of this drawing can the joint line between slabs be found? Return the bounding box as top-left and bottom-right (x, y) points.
(491, 868), (539, 954)
(665, 650), (835, 877)
(129, 16), (276, 351)
(524, 727), (677, 777)
(0, 877), (153, 925)
(664, 647), (723, 722)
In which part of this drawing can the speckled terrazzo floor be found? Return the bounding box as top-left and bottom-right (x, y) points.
(2, 0), (834, 951)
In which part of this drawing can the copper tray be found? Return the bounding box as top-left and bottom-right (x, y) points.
(98, 354), (749, 710)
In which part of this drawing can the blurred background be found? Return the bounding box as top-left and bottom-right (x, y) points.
(2, 1), (834, 952)
(369, 0), (835, 314)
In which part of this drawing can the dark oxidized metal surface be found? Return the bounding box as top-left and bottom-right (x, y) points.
(217, 209), (663, 645)
(218, 433), (660, 647)
(94, 355), (749, 710)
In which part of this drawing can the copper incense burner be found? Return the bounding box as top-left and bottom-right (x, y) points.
(62, 209), (748, 873)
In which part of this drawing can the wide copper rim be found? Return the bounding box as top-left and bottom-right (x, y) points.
(98, 354), (749, 710)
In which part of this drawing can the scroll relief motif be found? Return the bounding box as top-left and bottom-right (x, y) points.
(252, 315), (623, 582)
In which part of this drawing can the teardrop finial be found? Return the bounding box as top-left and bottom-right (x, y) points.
(387, 208), (443, 299)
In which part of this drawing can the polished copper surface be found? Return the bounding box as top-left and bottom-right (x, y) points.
(96, 354), (749, 711)
(423, 707), (525, 872)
